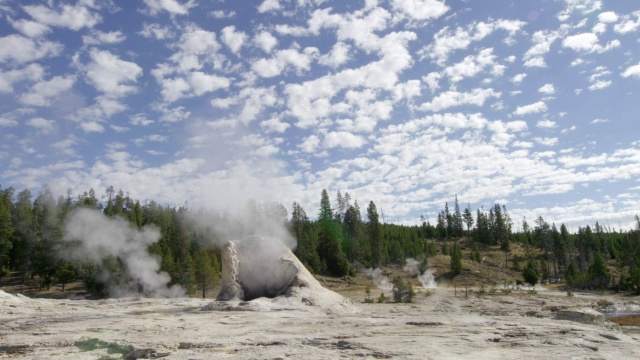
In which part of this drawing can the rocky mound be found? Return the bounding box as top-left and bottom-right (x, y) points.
(209, 235), (354, 312)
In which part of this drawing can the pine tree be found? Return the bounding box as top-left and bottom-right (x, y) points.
(463, 204), (473, 239)
(367, 201), (383, 268)
(587, 252), (610, 289)
(472, 242), (481, 263)
(318, 190), (350, 276)
(523, 260), (539, 286)
(450, 242), (462, 275)
(0, 186), (15, 275)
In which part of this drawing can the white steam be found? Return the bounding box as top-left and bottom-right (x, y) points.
(364, 268), (392, 292)
(403, 258), (437, 289)
(63, 208), (185, 298)
(185, 201), (296, 250)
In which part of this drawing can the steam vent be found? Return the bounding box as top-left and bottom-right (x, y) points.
(216, 235), (352, 310)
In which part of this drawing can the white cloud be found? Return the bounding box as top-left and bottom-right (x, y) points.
(591, 118), (608, 124)
(598, 11), (618, 24)
(318, 42), (351, 68)
(7, 17), (51, 38)
(562, 32), (620, 53)
(0, 34), (62, 65)
(130, 114), (155, 126)
(143, 0), (195, 15)
(391, 0), (449, 21)
(621, 63), (640, 78)
(0, 63), (45, 93)
(188, 71), (230, 96)
(85, 49), (142, 97)
(83, 30), (126, 45)
(19, 75), (75, 106)
(538, 83), (556, 94)
(221, 26), (247, 55)
(23, 3), (101, 30)
(510, 73), (527, 84)
(260, 117), (290, 133)
(258, 0), (280, 13)
(26, 117), (55, 132)
(534, 137), (558, 146)
(523, 30), (561, 67)
(252, 47), (318, 77)
(419, 88), (501, 112)
(588, 79), (611, 90)
(210, 10), (236, 19)
(254, 31), (278, 53)
(139, 23), (174, 40)
(423, 72), (441, 93)
(323, 131), (365, 149)
(420, 19), (525, 66)
(558, 0), (602, 22)
(80, 121), (105, 133)
(536, 119), (557, 128)
(443, 48), (498, 83)
(0, 117), (18, 127)
(513, 101), (548, 115)
(300, 134), (320, 153)
(614, 11), (640, 34)
(523, 57), (546, 68)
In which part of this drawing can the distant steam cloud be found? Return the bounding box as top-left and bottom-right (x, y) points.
(365, 268), (392, 292)
(403, 258), (437, 289)
(63, 208), (184, 297)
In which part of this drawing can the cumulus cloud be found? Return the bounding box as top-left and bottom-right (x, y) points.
(252, 47), (318, 77)
(23, 3), (101, 30)
(0, 35), (62, 65)
(254, 31), (278, 53)
(19, 75), (75, 106)
(538, 83), (556, 94)
(420, 20), (525, 66)
(7, 17), (51, 38)
(26, 117), (55, 132)
(419, 88), (501, 112)
(300, 134), (320, 153)
(536, 119), (557, 128)
(598, 11), (618, 23)
(83, 30), (126, 46)
(614, 11), (640, 34)
(621, 63), (640, 78)
(323, 131), (365, 149)
(318, 42), (351, 68)
(139, 23), (174, 40)
(562, 32), (620, 53)
(510, 73), (527, 84)
(221, 26), (248, 55)
(85, 49), (142, 97)
(143, 0), (195, 15)
(513, 101), (548, 116)
(391, 0), (449, 21)
(258, 0), (281, 13)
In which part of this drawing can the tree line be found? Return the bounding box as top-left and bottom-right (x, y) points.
(1, 184), (639, 296)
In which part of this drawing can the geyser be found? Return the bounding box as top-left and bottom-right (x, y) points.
(216, 235), (353, 311)
(217, 235), (300, 301)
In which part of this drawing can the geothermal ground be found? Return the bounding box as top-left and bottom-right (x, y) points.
(1, 280), (640, 359)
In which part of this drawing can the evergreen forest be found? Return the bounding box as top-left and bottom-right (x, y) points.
(1, 184), (639, 297)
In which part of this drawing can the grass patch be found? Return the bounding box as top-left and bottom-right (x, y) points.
(75, 338), (133, 357)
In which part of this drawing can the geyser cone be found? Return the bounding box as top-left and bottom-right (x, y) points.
(216, 235), (353, 311)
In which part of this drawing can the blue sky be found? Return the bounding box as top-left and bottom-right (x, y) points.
(1, 0), (639, 230)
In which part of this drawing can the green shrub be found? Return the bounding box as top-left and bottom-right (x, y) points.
(392, 276), (415, 303)
(522, 260), (539, 286)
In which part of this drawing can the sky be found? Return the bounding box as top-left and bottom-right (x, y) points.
(0, 0), (639, 231)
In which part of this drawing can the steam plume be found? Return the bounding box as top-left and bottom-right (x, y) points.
(63, 208), (184, 297)
(403, 258), (437, 289)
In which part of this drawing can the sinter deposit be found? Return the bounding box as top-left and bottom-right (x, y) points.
(212, 235), (353, 311)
